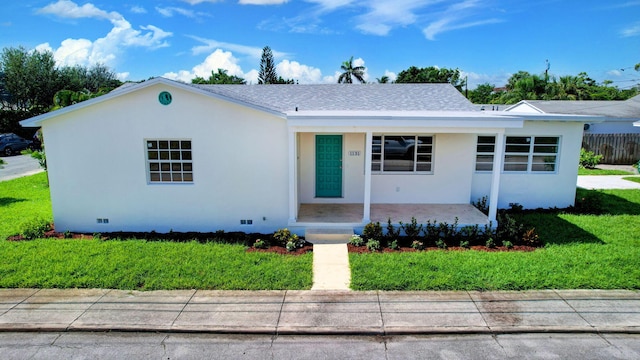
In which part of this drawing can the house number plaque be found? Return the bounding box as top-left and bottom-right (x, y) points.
(158, 91), (172, 105)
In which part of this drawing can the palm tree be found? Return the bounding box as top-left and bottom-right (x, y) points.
(376, 75), (389, 84)
(338, 56), (366, 84)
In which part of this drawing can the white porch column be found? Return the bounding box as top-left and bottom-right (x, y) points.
(363, 131), (373, 223)
(288, 129), (298, 223)
(488, 130), (505, 223)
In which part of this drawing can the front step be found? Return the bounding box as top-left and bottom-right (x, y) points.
(305, 228), (353, 244)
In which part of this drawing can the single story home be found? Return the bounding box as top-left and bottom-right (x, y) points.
(20, 78), (601, 236)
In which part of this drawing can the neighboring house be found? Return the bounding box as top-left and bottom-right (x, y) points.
(504, 95), (640, 134)
(20, 78), (600, 235)
(505, 96), (640, 164)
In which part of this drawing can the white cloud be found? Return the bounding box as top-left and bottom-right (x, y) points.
(383, 70), (397, 82)
(354, 0), (427, 36)
(323, 71), (342, 84)
(239, 0), (289, 4)
(422, 0), (502, 40)
(607, 69), (623, 77)
(460, 70), (510, 89)
(621, 22), (640, 37)
(181, 0), (222, 4)
(156, 6), (205, 18)
(36, 0), (172, 67)
(116, 72), (130, 81)
(276, 60), (323, 83)
(130, 6), (147, 14)
(164, 49), (248, 82)
(188, 36), (288, 59)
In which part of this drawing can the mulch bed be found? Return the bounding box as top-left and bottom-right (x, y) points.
(246, 244), (314, 255)
(347, 244), (538, 253)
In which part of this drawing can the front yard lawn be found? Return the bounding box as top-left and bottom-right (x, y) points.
(350, 188), (640, 290)
(578, 168), (633, 175)
(0, 173), (312, 290)
(623, 176), (640, 184)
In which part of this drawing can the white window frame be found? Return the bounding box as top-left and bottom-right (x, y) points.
(475, 135), (496, 172)
(371, 134), (434, 174)
(503, 136), (560, 173)
(145, 139), (194, 184)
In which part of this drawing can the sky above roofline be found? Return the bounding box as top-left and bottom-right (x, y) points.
(2, 0), (640, 89)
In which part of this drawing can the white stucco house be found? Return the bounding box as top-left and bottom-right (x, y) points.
(20, 78), (601, 236)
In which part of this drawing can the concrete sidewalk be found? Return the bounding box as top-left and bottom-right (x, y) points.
(577, 175), (640, 190)
(1, 289), (638, 335)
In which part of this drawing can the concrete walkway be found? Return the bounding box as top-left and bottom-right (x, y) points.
(1, 289), (638, 335)
(577, 175), (640, 190)
(311, 244), (351, 290)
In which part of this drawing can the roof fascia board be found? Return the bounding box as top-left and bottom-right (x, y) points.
(287, 118), (524, 129)
(20, 78), (285, 127)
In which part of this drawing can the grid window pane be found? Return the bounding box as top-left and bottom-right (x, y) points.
(372, 135), (433, 173)
(504, 136), (558, 173)
(475, 136), (496, 172)
(146, 139), (193, 183)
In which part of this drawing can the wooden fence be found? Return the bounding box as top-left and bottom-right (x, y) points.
(582, 134), (640, 164)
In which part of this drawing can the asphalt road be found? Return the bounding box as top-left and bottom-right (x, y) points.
(0, 154), (43, 182)
(1, 333), (639, 359)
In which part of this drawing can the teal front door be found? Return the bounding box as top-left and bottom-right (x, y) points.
(316, 135), (343, 198)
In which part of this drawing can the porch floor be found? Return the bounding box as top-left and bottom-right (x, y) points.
(297, 203), (489, 225)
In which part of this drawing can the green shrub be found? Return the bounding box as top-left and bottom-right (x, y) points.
(253, 239), (268, 249)
(366, 239), (381, 252)
(349, 234), (364, 247)
(496, 212), (522, 243)
(472, 196), (489, 215)
(389, 239), (399, 250)
(522, 228), (540, 247)
(93, 232), (102, 240)
(573, 191), (603, 214)
(272, 228), (292, 246)
(286, 240), (296, 252)
(20, 218), (50, 240)
(411, 240), (424, 250)
(485, 238), (496, 249)
(460, 240), (470, 249)
(63, 230), (72, 239)
(362, 222), (383, 240)
(385, 218), (401, 243)
(435, 239), (447, 249)
(579, 148), (603, 169)
(502, 240), (513, 249)
(400, 217), (422, 239)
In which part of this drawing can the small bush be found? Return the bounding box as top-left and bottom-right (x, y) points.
(460, 240), (470, 249)
(63, 230), (72, 239)
(362, 222), (383, 240)
(497, 212), (522, 243)
(579, 148), (603, 169)
(286, 240), (296, 251)
(366, 239), (381, 252)
(400, 217), (422, 240)
(254, 239), (268, 249)
(385, 218), (401, 243)
(485, 238), (496, 249)
(502, 240), (513, 249)
(411, 240), (425, 250)
(20, 218), (50, 240)
(472, 196), (489, 215)
(349, 234), (365, 247)
(389, 240), (399, 250)
(522, 228), (540, 246)
(273, 228), (292, 246)
(435, 239), (447, 249)
(93, 232), (102, 240)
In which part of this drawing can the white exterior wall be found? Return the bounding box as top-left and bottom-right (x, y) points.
(298, 133), (365, 203)
(471, 121), (583, 209)
(371, 133), (475, 204)
(42, 83), (290, 233)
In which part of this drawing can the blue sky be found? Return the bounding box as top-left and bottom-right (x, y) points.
(2, 0), (640, 88)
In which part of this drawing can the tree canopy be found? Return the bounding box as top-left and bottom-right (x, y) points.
(338, 56), (366, 84)
(192, 69), (246, 85)
(258, 46), (278, 84)
(0, 46), (121, 135)
(395, 66), (465, 91)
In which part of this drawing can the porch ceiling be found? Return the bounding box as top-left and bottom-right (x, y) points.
(297, 203), (489, 225)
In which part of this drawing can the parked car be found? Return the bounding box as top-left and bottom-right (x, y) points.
(0, 133), (33, 156)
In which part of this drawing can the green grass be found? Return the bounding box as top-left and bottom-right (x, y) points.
(0, 173), (312, 290)
(350, 189), (640, 290)
(0, 172), (52, 240)
(578, 168), (633, 175)
(623, 176), (640, 184)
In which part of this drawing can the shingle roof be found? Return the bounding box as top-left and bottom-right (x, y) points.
(522, 95), (640, 119)
(190, 83), (477, 112)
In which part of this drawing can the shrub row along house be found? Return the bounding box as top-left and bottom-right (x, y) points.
(20, 78), (601, 237)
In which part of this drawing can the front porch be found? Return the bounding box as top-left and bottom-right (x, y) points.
(295, 203), (489, 227)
